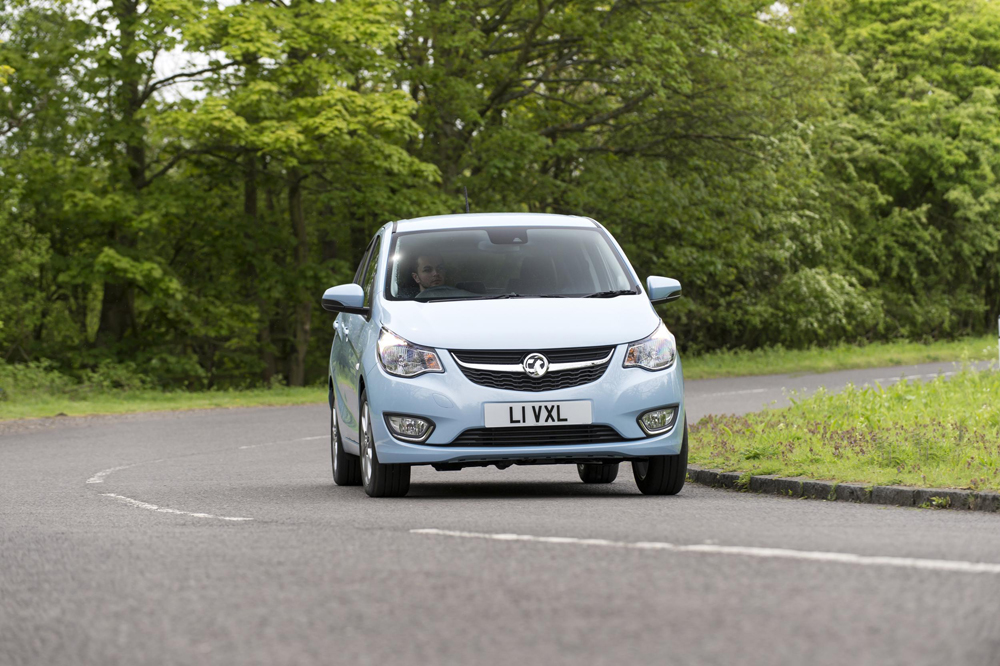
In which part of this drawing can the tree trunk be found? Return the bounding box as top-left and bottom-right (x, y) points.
(287, 168), (311, 386)
(243, 152), (277, 384)
(95, 0), (143, 348)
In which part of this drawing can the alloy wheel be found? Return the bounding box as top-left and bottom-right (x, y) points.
(331, 405), (339, 476)
(361, 403), (373, 485)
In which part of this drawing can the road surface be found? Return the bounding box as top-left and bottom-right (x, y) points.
(1, 361), (998, 666)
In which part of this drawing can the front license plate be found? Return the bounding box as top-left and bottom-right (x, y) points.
(484, 401), (592, 428)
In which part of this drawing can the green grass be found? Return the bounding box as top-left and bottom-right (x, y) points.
(690, 368), (1000, 491)
(682, 335), (997, 380)
(0, 334), (996, 422)
(0, 386), (327, 421)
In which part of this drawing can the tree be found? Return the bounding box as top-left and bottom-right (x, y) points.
(800, 0), (1000, 337)
(169, 0), (439, 384)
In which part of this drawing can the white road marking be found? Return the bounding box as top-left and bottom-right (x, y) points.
(87, 464), (143, 484)
(694, 388), (769, 398)
(869, 371), (956, 384)
(693, 370), (963, 399)
(87, 434), (324, 521)
(238, 435), (325, 450)
(101, 493), (252, 521)
(411, 529), (1000, 575)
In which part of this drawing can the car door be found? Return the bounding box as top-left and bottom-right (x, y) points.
(333, 237), (374, 450)
(337, 232), (381, 448)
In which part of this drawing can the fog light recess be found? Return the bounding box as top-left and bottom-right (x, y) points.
(385, 414), (435, 442)
(638, 406), (678, 436)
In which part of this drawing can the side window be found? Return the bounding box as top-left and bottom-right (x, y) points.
(362, 235), (382, 307)
(353, 241), (373, 285)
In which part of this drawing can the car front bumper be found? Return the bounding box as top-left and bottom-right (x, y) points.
(363, 344), (685, 465)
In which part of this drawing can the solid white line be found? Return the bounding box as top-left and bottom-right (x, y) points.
(411, 529), (1000, 575)
(101, 493), (252, 521)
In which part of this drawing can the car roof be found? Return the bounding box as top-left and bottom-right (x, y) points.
(393, 212), (598, 233)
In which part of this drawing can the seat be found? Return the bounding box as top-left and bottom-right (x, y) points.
(395, 280), (420, 300)
(508, 257), (557, 294)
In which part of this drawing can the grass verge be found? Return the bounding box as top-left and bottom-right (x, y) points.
(0, 387), (327, 421)
(0, 334), (995, 421)
(682, 335), (996, 380)
(690, 368), (1000, 491)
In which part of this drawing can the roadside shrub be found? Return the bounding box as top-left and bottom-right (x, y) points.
(81, 361), (153, 392)
(0, 360), (76, 398)
(0, 359), (153, 399)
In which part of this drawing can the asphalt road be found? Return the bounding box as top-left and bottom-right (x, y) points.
(2, 361), (999, 666)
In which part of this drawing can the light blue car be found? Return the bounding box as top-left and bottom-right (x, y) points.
(323, 213), (686, 497)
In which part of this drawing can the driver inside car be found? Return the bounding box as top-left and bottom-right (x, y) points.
(411, 254), (447, 292)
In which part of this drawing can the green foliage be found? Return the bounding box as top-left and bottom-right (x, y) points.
(0, 0), (998, 387)
(690, 369), (1000, 491)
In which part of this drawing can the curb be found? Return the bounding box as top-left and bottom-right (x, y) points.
(687, 465), (1000, 513)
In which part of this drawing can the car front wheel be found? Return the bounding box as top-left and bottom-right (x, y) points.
(359, 391), (411, 498)
(632, 418), (688, 495)
(331, 392), (361, 486)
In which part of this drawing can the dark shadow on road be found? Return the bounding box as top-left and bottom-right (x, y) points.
(236, 480), (692, 502)
(405, 480), (649, 500)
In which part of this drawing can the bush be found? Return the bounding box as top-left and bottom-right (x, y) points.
(0, 359), (153, 399)
(81, 360), (153, 392)
(0, 360), (76, 398)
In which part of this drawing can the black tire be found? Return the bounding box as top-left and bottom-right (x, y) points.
(331, 390), (361, 486)
(359, 391), (411, 498)
(632, 419), (688, 495)
(577, 462), (619, 484)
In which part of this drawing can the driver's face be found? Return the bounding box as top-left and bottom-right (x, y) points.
(412, 255), (445, 291)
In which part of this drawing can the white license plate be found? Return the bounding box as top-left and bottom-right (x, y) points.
(484, 401), (592, 428)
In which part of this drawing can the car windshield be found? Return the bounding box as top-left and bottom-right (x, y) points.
(385, 226), (636, 302)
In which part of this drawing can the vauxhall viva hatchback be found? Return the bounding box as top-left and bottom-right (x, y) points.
(322, 213), (686, 497)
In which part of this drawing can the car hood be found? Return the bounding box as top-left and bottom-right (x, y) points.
(379, 296), (661, 350)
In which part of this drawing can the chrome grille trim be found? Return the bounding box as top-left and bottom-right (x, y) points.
(450, 350), (614, 374)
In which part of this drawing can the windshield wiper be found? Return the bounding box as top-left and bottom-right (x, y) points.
(479, 293), (528, 300)
(418, 293), (520, 302)
(584, 289), (638, 298)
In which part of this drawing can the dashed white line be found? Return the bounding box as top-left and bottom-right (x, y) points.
(411, 529), (1000, 575)
(238, 435), (325, 450)
(101, 493), (252, 521)
(869, 371), (956, 384)
(694, 388), (769, 398)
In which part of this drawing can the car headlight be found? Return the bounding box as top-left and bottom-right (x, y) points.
(623, 322), (676, 371)
(377, 328), (444, 378)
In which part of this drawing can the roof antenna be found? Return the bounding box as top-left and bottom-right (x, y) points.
(463, 186), (470, 213)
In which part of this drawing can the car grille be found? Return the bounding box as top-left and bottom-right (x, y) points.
(449, 424), (626, 446)
(450, 345), (614, 392)
(451, 346), (613, 365)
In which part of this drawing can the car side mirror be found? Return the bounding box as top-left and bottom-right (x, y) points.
(322, 284), (368, 315)
(646, 276), (681, 304)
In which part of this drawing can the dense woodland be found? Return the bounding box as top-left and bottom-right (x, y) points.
(1, 0), (999, 388)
